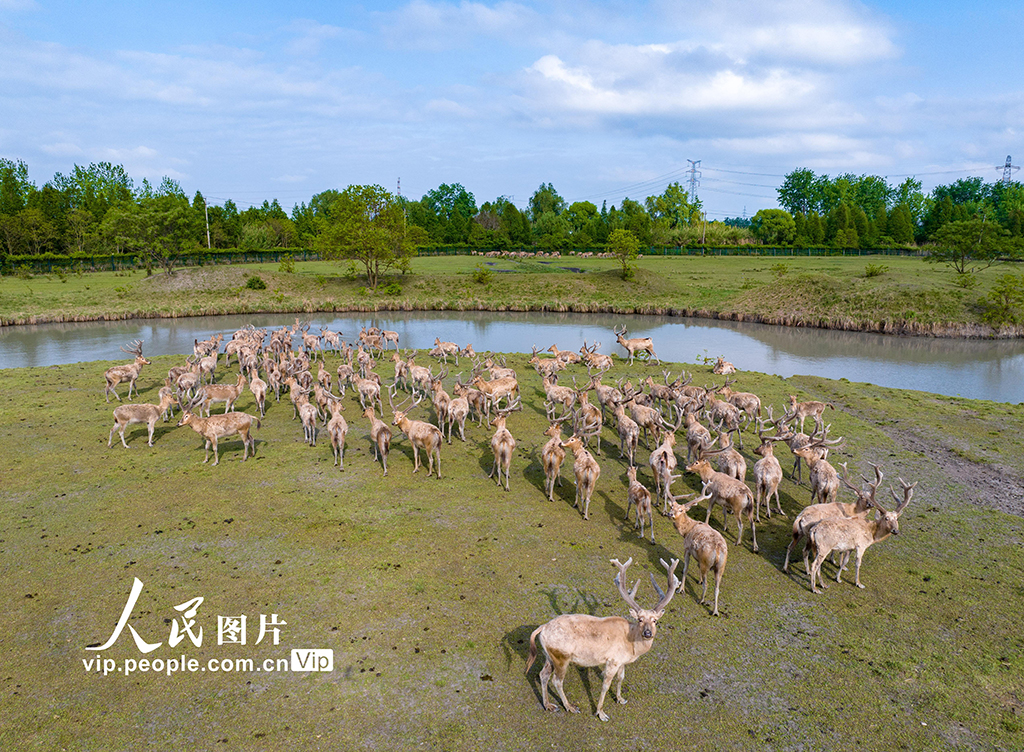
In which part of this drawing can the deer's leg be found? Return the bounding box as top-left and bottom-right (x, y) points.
(853, 551), (866, 588)
(147, 419), (156, 447)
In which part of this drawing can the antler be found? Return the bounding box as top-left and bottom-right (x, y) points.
(121, 339), (145, 356)
(649, 557), (680, 614)
(890, 478), (917, 515)
(611, 557), (642, 612)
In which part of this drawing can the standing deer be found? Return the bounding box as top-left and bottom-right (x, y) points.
(612, 325), (659, 365)
(526, 557), (679, 722)
(362, 407), (391, 476)
(561, 435), (601, 520)
(648, 431), (678, 513)
(805, 478), (916, 593)
(197, 372), (247, 416)
(248, 368), (268, 418)
(108, 391), (178, 448)
(625, 466), (655, 543)
(667, 483), (728, 616)
(176, 399), (259, 465)
(751, 433), (784, 521)
(540, 419), (570, 502)
(783, 394), (835, 435)
(325, 394), (348, 469)
(391, 394), (443, 478)
(488, 399), (521, 491)
(103, 340), (151, 402)
(686, 457), (758, 552)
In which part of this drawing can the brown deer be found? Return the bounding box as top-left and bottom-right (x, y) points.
(362, 407), (391, 476)
(176, 399), (259, 465)
(612, 325), (659, 365)
(103, 340), (151, 402)
(610, 400), (640, 467)
(751, 432), (784, 521)
(667, 483), (728, 616)
(579, 340), (613, 373)
(805, 478), (916, 593)
(390, 394), (443, 478)
(561, 435), (601, 520)
(573, 387), (603, 455)
(432, 337), (460, 364)
(488, 399), (521, 491)
(540, 419), (570, 502)
(526, 557), (679, 722)
(625, 466), (654, 543)
(783, 394), (835, 435)
(686, 457), (758, 552)
(783, 462), (883, 574)
(197, 372), (247, 416)
(648, 431), (678, 513)
(683, 412), (714, 464)
(325, 394), (348, 469)
(712, 356), (735, 375)
(547, 343), (581, 365)
(108, 391), (178, 448)
(248, 368), (267, 418)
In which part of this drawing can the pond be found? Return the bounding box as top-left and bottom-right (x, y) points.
(1, 310), (1022, 404)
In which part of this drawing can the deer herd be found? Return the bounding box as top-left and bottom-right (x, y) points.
(100, 319), (918, 721)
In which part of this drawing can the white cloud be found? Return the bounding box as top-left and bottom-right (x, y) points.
(379, 0), (538, 51)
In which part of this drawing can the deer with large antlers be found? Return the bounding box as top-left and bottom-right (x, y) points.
(805, 478), (916, 593)
(530, 346), (564, 380)
(429, 366), (452, 433)
(792, 432), (845, 506)
(108, 391), (178, 448)
(667, 482), (728, 616)
(390, 392), (443, 478)
(706, 430), (746, 482)
(573, 386), (603, 455)
(579, 340), (613, 373)
(104, 340), (151, 402)
(612, 325), (659, 365)
(686, 457), (758, 552)
(625, 466), (655, 543)
(363, 407), (391, 476)
(176, 396), (259, 465)
(488, 398), (521, 491)
(684, 412), (714, 464)
(783, 462), (883, 574)
(561, 435), (601, 520)
(526, 557), (679, 722)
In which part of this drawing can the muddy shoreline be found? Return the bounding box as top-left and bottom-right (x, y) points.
(3, 301), (1022, 339)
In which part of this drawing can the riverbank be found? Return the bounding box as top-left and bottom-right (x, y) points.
(1, 352), (1022, 749)
(2, 255), (1021, 338)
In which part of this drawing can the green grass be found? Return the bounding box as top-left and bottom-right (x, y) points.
(1, 352), (1023, 750)
(0, 255), (1018, 335)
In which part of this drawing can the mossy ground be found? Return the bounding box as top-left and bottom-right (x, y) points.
(1, 349), (1022, 750)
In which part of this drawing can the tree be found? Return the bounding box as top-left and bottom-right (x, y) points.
(645, 182), (701, 228)
(314, 185), (413, 290)
(528, 183), (566, 220)
(137, 194), (202, 275)
(750, 209), (796, 245)
(608, 228), (641, 279)
(777, 168), (818, 215)
(927, 217), (1011, 276)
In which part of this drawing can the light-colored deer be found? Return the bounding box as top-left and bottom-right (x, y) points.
(805, 478), (916, 593)
(362, 407), (391, 476)
(561, 435), (601, 520)
(325, 394), (347, 469)
(108, 391), (178, 448)
(686, 457), (758, 552)
(197, 372), (247, 417)
(248, 369), (267, 418)
(648, 431), (678, 513)
(667, 482), (728, 616)
(488, 399), (521, 491)
(611, 400), (640, 467)
(712, 356), (735, 375)
(526, 557), (679, 722)
(176, 399), (259, 465)
(391, 394), (443, 478)
(579, 341), (612, 373)
(751, 432), (784, 521)
(540, 419), (569, 502)
(783, 394), (835, 435)
(612, 325), (659, 365)
(104, 340), (151, 402)
(625, 466), (655, 543)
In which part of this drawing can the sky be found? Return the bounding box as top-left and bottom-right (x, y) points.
(1, 0), (1022, 219)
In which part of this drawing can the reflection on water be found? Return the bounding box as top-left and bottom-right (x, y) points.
(1, 311), (1022, 403)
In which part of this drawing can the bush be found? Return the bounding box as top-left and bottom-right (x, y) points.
(380, 282), (402, 296)
(245, 275), (267, 290)
(983, 273), (1024, 326)
(472, 263), (493, 285)
(864, 263), (889, 278)
(278, 254), (296, 274)
(769, 262), (789, 280)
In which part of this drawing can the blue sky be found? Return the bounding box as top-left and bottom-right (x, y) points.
(1, 0), (1021, 218)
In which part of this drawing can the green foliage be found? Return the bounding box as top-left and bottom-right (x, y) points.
(380, 282), (402, 295)
(983, 273), (1024, 325)
(607, 228), (641, 279)
(770, 262), (790, 279)
(244, 275), (267, 290)
(927, 218), (1009, 275)
(864, 263), (889, 278)
(472, 263), (493, 284)
(751, 209), (796, 245)
(278, 254), (296, 274)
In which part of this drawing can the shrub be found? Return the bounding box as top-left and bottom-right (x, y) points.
(278, 254), (296, 274)
(472, 263), (493, 284)
(769, 262), (789, 280)
(245, 275), (267, 290)
(983, 273), (1024, 326)
(864, 263), (889, 278)
(380, 282), (402, 295)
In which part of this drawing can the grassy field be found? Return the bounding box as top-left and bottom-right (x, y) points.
(1, 348), (1022, 751)
(0, 254), (1020, 336)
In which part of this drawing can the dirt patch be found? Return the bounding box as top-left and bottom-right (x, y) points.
(878, 425), (1024, 517)
(142, 266), (253, 293)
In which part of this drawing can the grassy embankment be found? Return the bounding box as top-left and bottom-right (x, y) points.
(1, 254), (1019, 337)
(1, 350), (1022, 750)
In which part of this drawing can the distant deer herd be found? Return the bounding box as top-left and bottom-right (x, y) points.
(101, 318), (917, 721)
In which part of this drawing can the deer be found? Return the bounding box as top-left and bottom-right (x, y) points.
(453, 378), (488, 427)
(248, 368), (267, 418)
(683, 412), (714, 465)
(805, 478), (916, 593)
(197, 348), (219, 385)
(527, 557), (679, 722)
(625, 466), (655, 543)
(196, 372), (247, 417)
(579, 340), (613, 373)
(610, 400), (640, 467)
(587, 375), (622, 422)
(380, 329), (399, 350)
(298, 395), (319, 446)
(108, 391), (179, 448)
(612, 325), (659, 365)
(488, 399), (521, 491)
(530, 346), (565, 380)
(619, 384), (663, 450)
(751, 431), (784, 521)
(547, 343), (581, 365)
(479, 354), (516, 380)
(176, 397), (259, 465)
(666, 482), (728, 616)
(712, 356), (735, 375)
(648, 431), (679, 514)
(561, 435), (601, 521)
(325, 394), (348, 469)
(429, 366), (452, 433)
(352, 372), (384, 414)
(363, 407), (392, 476)
(792, 433), (845, 507)
(703, 387), (744, 448)
(103, 340), (151, 402)
(783, 462), (884, 574)
(685, 457), (758, 552)
(319, 327), (342, 355)
(540, 418), (570, 502)
(390, 392), (443, 478)
(471, 372), (519, 415)
(572, 386), (603, 455)
(719, 383), (761, 430)
(706, 431), (746, 482)
(432, 337), (460, 364)
(783, 394), (835, 435)
(406, 354), (434, 399)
